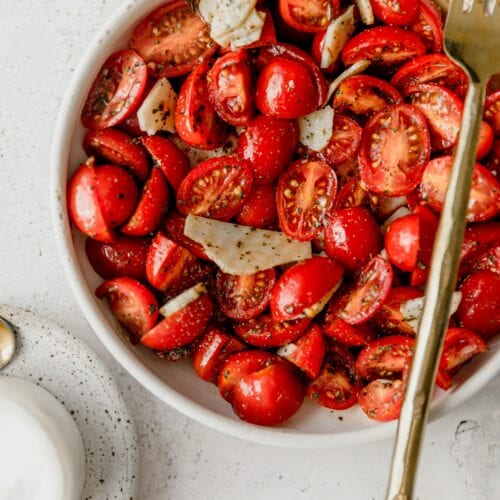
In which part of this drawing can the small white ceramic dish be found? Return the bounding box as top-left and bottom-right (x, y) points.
(0, 305), (139, 497)
(50, 0), (500, 448)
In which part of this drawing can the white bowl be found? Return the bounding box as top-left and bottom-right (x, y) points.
(50, 0), (500, 448)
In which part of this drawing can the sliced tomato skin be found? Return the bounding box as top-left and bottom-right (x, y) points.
(358, 378), (404, 421)
(235, 183), (278, 228)
(163, 211), (209, 260)
(277, 159), (337, 241)
(95, 277), (158, 338)
(384, 214), (420, 271)
(140, 136), (189, 190)
(140, 295), (213, 350)
(81, 50), (147, 130)
(215, 269), (276, 321)
(236, 115), (299, 184)
(409, 0), (444, 53)
(121, 168), (169, 236)
(270, 257), (344, 322)
(477, 121), (494, 161)
(371, 0), (420, 26)
(85, 235), (150, 281)
(83, 128), (150, 181)
(130, 1), (217, 78)
(484, 91), (500, 136)
(319, 115), (362, 166)
(278, 0), (339, 33)
(176, 156), (253, 221)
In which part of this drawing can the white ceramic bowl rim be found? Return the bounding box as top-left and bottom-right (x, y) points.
(50, 0), (500, 449)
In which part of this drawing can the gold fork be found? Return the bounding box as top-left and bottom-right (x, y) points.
(386, 1), (500, 498)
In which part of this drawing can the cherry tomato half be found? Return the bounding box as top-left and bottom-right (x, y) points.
(484, 90), (500, 136)
(358, 378), (404, 421)
(371, 0), (420, 26)
(278, 0), (339, 33)
(409, 0), (444, 53)
(235, 183), (278, 228)
(319, 115), (362, 166)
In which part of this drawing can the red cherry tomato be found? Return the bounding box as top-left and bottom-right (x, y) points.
(176, 156), (253, 221)
(335, 178), (370, 210)
(215, 269), (276, 321)
(140, 295), (213, 350)
(358, 378), (404, 421)
(85, 235), (150, 281)
(342, 26), (426, 68)
(333, 75), (402, 118)
(95, 277), (158, 338)
(121, 169), (169, 236)
(405, 83), (463, 151)
(319, 115), (362, 166)
(409, 0), (444, 53)
(484, 90), (500, 136)
(140, 136), (189, 190)
(278, 323), (327, 380)
(270, 256), (344, 322)
(236, 115), (299, 184)
(175, 61), (229, 150)
(385, 214), (420, 271)
(371, 0), (420, 26)
(324, 207), (381, 272)
(130, 1), (217, 78)
(477, 121), (495, 160)
(207, 49), (254, 126)
(235, 183), (278, 228)
(487, 140), (500, 180)
(163, 211), (209, 260)
(234, 315), (310, 348)
(419, 156), (500, 222)
(67, 158), (113, 242)
(278, 0), (339, 33)
(472, 244), (500, 276)
(277, 159), (337, 241)
(193, 326), (246, 383)
(359, 104), (431, 196)
(456, 270), (500, 340)
(81, 50), (147, 130)
(337, 255), (394, 325)
(83, 128), (150, 181)
(461, 222), (500, 271)
(307, 344), (361, 410)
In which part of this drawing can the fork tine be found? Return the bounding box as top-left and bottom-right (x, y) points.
(485, 0), (497, 16)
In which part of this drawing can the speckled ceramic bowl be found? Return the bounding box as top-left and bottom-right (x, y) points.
(50, 0), (500, 448)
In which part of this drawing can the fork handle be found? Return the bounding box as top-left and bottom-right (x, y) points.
(386, 80), (485, 500)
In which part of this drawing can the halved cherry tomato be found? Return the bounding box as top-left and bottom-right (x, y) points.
(472, 244), (500, 276)
(236, 115), (299, 184)
(484, 90), (500, 136)
(477, 121), (495, 161)
(175, 61), (229, 150)
(67, 158), (113, 242)
(121, 168), (169, 236)
(163, 211), (209, 260)
(277, 159), (337, 241)
(356, 335), (414, 381)
(81, 50), (147, 130)
(235, 183), (278, 228)
(372, 287), (424, 336)
(333, 75), (402, 119)
(358, 378), (404, 421)
(279, 323), (327, 379)
(85, 235), (150, 281)
(324, 207), (381, 272)
(487, 140), (500, 179)
(385, 214), (420, 271)
(335, 178), (370, 209)
(405, 83), (463, 151)
(278, 0), (339, 33)
(419, 156), (500, 222)
(337, 255), (394, 325)
(95, 277), (158, 338)
(270, 256), (344, 321)
(207, 49), (254, 127)
(371, 0), (419, 26)
(460, 222), (500, 272)
(140, 136), (189, 190)
(319, 115), (362, 166)
(234, 315), (310, 348)
(358, 104), (431, 196)
(130, 1), (217, 78)
(409, 0), (444, 53)
(215, 269), (276, 321)
(140, 294), (213, 350)
(83, 128), (150, 181)
(456, 270), (500, 340)
(176, 156), (253, 221)
(307, 344), (361, 410)
(436, 327), (488, 390)
(193, 325), (246, 383)
(342, 26), (427, 68)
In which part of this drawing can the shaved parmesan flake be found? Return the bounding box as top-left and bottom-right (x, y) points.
(326, 59), (371, 102)
(354, 0), (375, 25)
(170, 134), (238, 167)
(381, 207), (411, 234)
(320, 6), (356, 69)
(228, 10), (265, 49)
(137, 78), (176, 135)
(184, 215), (312, 276)
(198, 0), (217, 24)
(303, 281), (342, 318)
(298, 106), (334, 152)
(159, 283), (207, 318)
(202, 0), (257, 39)
(277, 343), (298, 358)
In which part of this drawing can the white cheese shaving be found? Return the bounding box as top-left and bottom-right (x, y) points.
(137, 78), (176, 135)
(298, 106), (334, 152)
(277, 343), (298, 358)
(302, 280), (342, 318)
(216, 9), (265, 49)
(354, 0), (375, 25)
(381, 207), (411, 235)
(320, 6), (356, 69)
(184, 215), (312, 276)
(159, 283), (207, 318)
(326, 59), (371, 102)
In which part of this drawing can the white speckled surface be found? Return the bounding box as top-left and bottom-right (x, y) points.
(0, 1), (499, 499)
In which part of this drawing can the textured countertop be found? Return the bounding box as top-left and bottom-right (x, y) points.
(0, 1), (498, 498)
